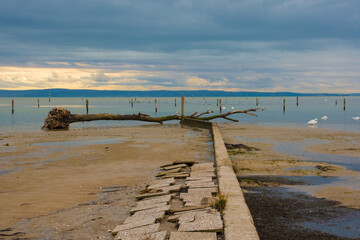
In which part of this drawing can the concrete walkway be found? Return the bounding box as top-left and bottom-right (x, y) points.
(111, 121), (259, 239)
(212, 123), (259, 240)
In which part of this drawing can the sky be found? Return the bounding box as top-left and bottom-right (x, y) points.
(0, 0), (359, 93)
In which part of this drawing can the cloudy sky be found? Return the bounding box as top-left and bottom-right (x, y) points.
(0, 0), (359, 92)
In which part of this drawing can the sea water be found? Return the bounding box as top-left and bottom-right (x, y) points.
(0, 96), (359, 132)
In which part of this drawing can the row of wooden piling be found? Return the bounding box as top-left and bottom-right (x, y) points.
(8, 97), (348, 114)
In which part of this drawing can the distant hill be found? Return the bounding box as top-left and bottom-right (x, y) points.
(0, 89), (358, 97)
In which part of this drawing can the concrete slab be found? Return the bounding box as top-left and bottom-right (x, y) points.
(131, 211), (165, 221)
(169, 232), (217, 240)
(136, 191), (169, 200)
(156, 168), (181, 177)
(186, 176), (213, 181)
(148, 182), (172, 189)
(160, 160), (196, 168)
(186, 181), (215, 187)
(180, 192), (212, 201)
(178, 211), (223, 232)
(155, 184), (182, 193)
(149, 177), (175, 185)
(163, 164), (187, 170)
(130, 202), (168, 214)
(188, 187), (218, 194)
(122, 231), (167, 240)
(114, 223), (160, 240)
(190, 172), (215, 178)
(131, 205), (170, 216)
(173, 207), (211, 215)
(112, 216), (155, 234)
(162, 173), (189, 179)
(169, 205), (208, 213)
(135, 194), (172, 208)
(189, 185), (218, 190)
(184, 201), (205, 207)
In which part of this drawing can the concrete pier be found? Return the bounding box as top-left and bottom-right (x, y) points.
(211, 123), (259, 240)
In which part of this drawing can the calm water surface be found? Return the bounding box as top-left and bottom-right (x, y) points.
(0, 96), (359, 132)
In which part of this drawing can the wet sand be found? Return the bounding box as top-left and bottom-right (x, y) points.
(220, 123), (360, 209)
(220, 123), (360, 239)
(0, 124), (212, 236)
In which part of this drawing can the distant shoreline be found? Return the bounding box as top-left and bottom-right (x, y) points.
(1, 88), (359, 97)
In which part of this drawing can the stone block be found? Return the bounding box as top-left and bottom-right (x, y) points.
(163, 164), (187, 170)
(130, 211), (165, 222)
(135, 194), (172, 208)
(112, 216), (155, 234)
(178, 211), (223, 232)
(130, 202), (168, 214)
(122, 231), (167, 240)
(169, 232), (217, 240)
(114, 223), (160, 240)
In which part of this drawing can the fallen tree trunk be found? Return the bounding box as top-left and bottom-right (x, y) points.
(42, 107), (264, 130)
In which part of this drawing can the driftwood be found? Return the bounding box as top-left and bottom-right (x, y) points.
(42, 107), (264, 130)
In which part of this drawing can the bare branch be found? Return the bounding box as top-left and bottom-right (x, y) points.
(223, 117), (239, 122)
(197, 108), (263, 121)
(194, 110), (214, 118)
(188, 112), (198, 117)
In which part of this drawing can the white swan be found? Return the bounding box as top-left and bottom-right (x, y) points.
(222, 106), (226, 110)
(321, 116), (328, 120)
(231, 106), (234, 109)
(307, 118), (318, 125)
(353, 117), (360, 120)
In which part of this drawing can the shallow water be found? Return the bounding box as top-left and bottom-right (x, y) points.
(0, 96), (359, 132)
(31, 138), (124, 147)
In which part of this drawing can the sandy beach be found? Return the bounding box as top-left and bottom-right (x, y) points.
(220, 123), (360, 239)
(220, 123), (360, 209)
(1, 123), (359, 239)
(0, 124), (212, 239)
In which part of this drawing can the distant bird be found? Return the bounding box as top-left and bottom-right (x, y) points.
(321, 116), (328, 120)
(307, 118), (318, 125)
(222, 106), (226, 110)
(231, 106), (234, 109)
(353, 117), (360, 120)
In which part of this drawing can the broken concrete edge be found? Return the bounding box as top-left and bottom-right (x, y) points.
(180, 118), (212, 129)
(211, 122), (260, 240)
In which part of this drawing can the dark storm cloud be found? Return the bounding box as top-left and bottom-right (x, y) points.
(1, 0), (359, 53)
(0, 0), (360, 92)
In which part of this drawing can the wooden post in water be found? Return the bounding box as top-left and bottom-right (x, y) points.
(131, 98), (133, 107)
(49, 93), (51, 102)
(296, 96), (298, 106)
(256, 98), (258, 106)
(219, 99), (222, 112)
(335, 99), (337, 105)
(86, 99), (89, 114)
(343, 98), (346, 111)
(283, 98), (286, 112)
(181, 96), (185, 117)
(135, 97), (136, 102)
(38, 99), (40, 108)
(155, 99), (158, 112)
(12, 100), (14, 114)
(217, 99), (218, 106)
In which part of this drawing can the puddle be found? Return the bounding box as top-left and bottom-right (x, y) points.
(0, 167), (23, 176)
(31, 138), (124, 147)
(128, 144), (150, 148)
(301, 213), (360, 239)
(285, 166), (317, 171)
(273, 141), (360, 171)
